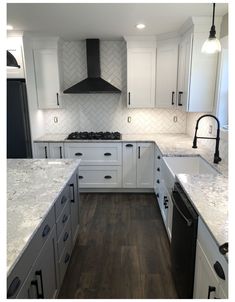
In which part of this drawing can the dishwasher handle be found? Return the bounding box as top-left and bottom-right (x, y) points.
(172, 190), (193, 227)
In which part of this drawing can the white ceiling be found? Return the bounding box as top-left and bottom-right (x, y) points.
(7, 3), (228, 40)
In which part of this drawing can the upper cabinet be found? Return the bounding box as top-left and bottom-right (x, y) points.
(125, 37), (156, 108)
(7, 36), (25, 79)
(32, 38), (63, 109)
(155, 38), (179, 108)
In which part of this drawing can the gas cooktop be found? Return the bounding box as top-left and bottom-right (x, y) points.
(67, 131), (121, 140)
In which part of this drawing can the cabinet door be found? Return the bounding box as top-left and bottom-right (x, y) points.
(127, 48), (156, 108)
(16, 227), (58, 299)
(155, 42), (178, 108)
(33, 49), (61, 109)
(122, 142), (137, 188)
(193, 241), (219, 299)
(177, 32), (192, 111)
(136, 143), (154, 188)
(34, 143), (49, 158)
(49, 143), (64, 159)
(69, 172), (80, 247)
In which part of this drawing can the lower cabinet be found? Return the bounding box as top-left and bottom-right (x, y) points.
(16, 226), (58, 298)
(193, 218), (228, 299)
(8, 168), (80, 299)
(123, 142), (154, 188)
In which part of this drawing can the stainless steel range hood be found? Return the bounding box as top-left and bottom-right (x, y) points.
(63, 39), (121, 94)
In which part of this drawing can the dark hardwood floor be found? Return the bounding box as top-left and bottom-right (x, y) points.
(58, 193), (178, 299)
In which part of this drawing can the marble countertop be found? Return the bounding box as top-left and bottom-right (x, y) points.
(34, 132), (228, 251)
(7, 159), (80, 275)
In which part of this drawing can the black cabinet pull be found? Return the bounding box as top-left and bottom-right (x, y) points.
(31, 280), (41, 299)
(56, 93), (59, 106)
(59, 146), (63, 158)
(157, 179), (160, 184)
(61, 195), (67, 205)
(138, 146), (140, 159)
(178, 91), (183, 106)
(126, 144), (133, 147)
(104, 152), (112, 156)
(7, 277), (21, 298)
(219, 242), (228, 255)
(157, 168), (160, 172)
(165, 205), (169, 209)
(42, 224), (50, 237)
(35, 270), (44, 299)
(213, 261), (225, 280)
(70, 183), (75, 203)
(128, 92), (131, 105)
(62, 214), (68, 224)
(157, 155), (161, 159)
(104, 175), (112, 179)
(63, 232), (69, 242)
(44, 146), (48, 158)
(75, 152), (83, 156)
(64, 253), (70, 264)
(171, 91), (175, 105)
(79, 175), (84, 179)
(207, 286), (216, 299)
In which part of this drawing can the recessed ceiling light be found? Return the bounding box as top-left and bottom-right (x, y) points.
(7, 25), (13, 30)
(136, 23), (146, 30)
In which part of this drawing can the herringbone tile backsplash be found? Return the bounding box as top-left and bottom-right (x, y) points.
(44, 40), (187, 134)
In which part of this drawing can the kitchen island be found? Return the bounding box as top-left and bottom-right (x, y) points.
(7, 159), (80, 298)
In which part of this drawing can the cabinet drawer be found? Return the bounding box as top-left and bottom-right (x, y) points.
(64, 143), (122, 165)
(7, 207), (55, 298)
(54, 185), (70, 220)
(56, 201), (70, 238)
(79, 166), (122, 188)
(57, 216), (72, 260)
(58, 236), (72, 284)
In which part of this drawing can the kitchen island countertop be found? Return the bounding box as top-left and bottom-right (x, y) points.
(7, 158), (80, 275)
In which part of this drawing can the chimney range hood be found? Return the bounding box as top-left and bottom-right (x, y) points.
(63, 39), (121, 94)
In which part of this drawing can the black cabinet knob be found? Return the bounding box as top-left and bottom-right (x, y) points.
(157, 156), (161, 159)
(157, 168), (160, 171)
(213, 261), (225, 280)
(75, 152), (83, 156)
(79, 175), (83, 179)
(42, 224), (50, 237)
(157, 180), (160, 184)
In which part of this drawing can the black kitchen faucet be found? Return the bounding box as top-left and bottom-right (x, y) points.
(192, 114), (222, 164)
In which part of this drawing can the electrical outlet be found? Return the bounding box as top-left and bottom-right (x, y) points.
(54, 116), (58, 123)
(173, 116), (178, 123)
(127, 116), (131, 123)
(209, 125), (213, 134)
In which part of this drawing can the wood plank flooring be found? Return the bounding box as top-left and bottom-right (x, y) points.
(58, 193), (178, 299)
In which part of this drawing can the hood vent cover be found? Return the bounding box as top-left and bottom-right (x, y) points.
(63, 39), (121, 94)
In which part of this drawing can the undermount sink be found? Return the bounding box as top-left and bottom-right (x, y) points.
(163, 156), (219, 177)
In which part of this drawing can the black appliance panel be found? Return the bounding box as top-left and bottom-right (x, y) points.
(170, 182), (198, 298)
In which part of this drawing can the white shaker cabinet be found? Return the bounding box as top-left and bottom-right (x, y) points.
(49, 143), (64, 159)
(125, 37), (156, 108)
(16, 226), (58, 299)
(155, 39), (179, 108)
(33, 42), (63, 109)
(136, 143), (154, 188)
(122, 142), (137, 188)
(177, 28), (219, 112)
(34, 142), (49, 158)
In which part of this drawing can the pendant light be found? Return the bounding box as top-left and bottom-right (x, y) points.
(7, 50), (20, 68)
(201, 3), (221, 54)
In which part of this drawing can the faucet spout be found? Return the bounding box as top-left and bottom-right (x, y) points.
(192, 114), (222, 164)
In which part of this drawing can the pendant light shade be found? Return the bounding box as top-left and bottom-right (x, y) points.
(7, 50), (20, 68)
(201, 3), (221, 54)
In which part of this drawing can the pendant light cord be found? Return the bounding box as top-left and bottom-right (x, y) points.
(212, 3), (215, 26)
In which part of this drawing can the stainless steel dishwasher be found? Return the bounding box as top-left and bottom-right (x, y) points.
(171, 182), (198, 298)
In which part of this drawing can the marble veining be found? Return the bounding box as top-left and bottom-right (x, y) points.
(7, 159), (80, 275)
(176, 174), (228, 249)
